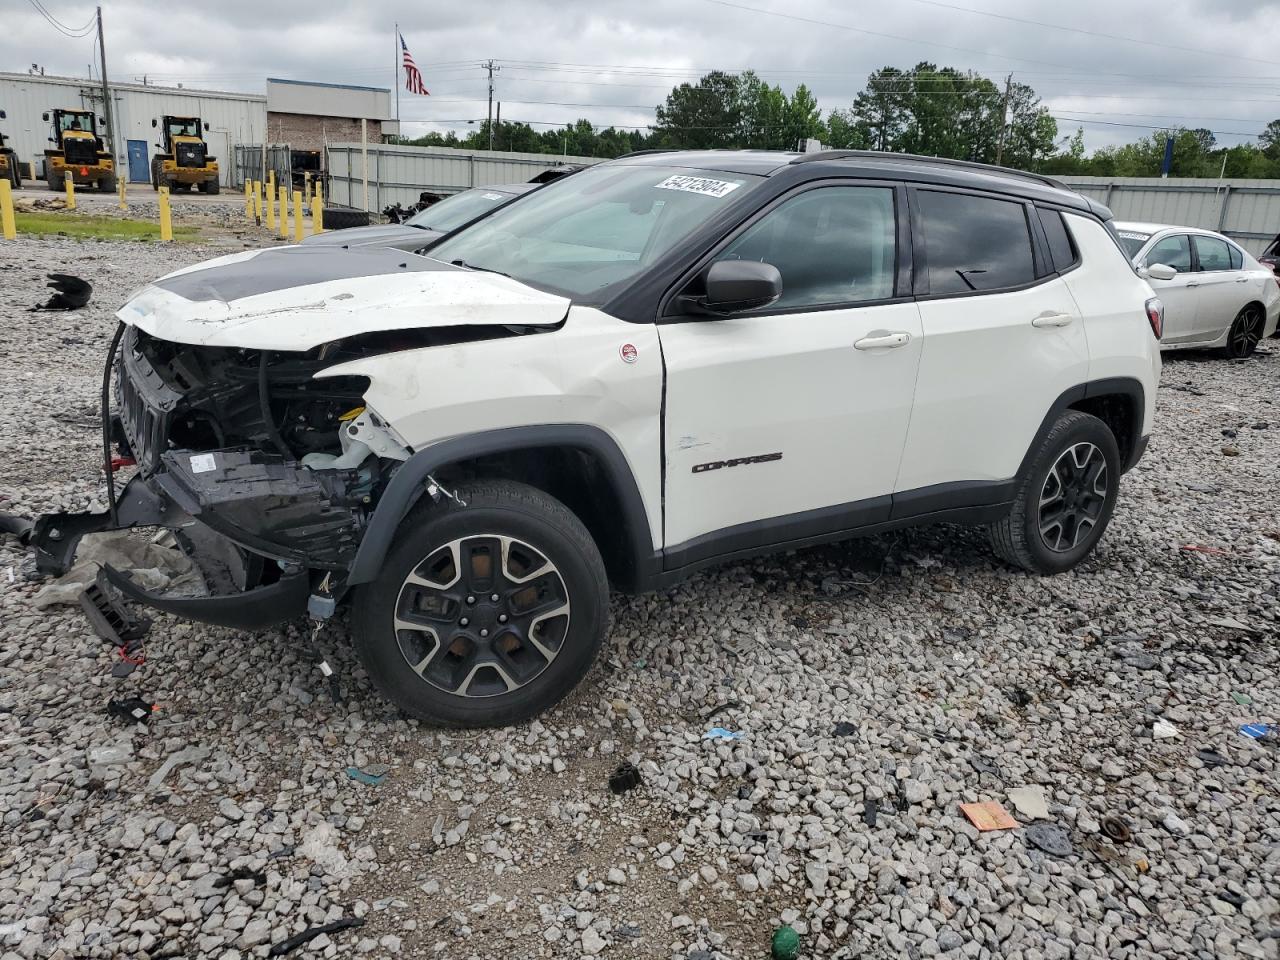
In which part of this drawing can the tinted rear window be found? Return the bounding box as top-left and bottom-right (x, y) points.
(1040, 209), (1078, 272)
(918, 190), (1035, 294)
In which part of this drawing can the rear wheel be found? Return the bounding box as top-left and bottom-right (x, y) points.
(989, 411), (1120, 574)
(352, 480), (610, 727)
(204, 178), (220, 195)
(1222, 304), (1264, 359)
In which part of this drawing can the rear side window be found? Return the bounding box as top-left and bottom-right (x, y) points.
(917, 190), (1035, 295)
(1039, 209), (1078, 272)
(1146, 235), (1191, 272)
(1192, 235), (1232, 272)
(1228, 243), (1243, 270)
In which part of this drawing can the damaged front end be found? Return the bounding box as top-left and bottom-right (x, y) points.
(30, 324), (412, 630)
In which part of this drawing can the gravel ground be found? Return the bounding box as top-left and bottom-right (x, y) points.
(1, 223), (1278, 960)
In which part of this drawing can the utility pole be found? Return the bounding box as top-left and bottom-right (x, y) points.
(96, 6), (116, 163)
(483, 60), (500, 150)
(495, 102), (501, 151)
(995, 72), (1012, 166)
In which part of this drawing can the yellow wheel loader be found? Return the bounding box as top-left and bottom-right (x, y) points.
(0, 109), (20, 188)
(42, 109), (115, 191)
(151, 116), (220, 194)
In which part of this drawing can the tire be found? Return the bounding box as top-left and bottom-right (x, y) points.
(352, 480), (610, 727)
(150, 158), (161, 191)
(205, 178), (220, 195)
(99, 174), (116, 192)
(46, 170), (60, 191)
(320, 205), (371, 230)
(988, 411), (1120, 575)
(1222, 304), (1264, 359)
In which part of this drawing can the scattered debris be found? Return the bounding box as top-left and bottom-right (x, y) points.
(1153, 720), (1180, 740)
(267, 917), (365, 956)
(1101, 816), (1132, 843)
(1179, 544), (1230, 557)
(1231, 692), (1252, 706)
(1196, 748), (1229, 767)
(34, 273), (92, 311)
(701, 700), (740, 720)
(33, 531), (200, 609)
(1007, 687), (1032, 707)
(862, 799), (878, 827)
(1221, 445), (1240, 457)
(1006, 785), (1050, 821)
(345, 764), (388, 786)
(832, 721), (858, 737)
(212, 866), (266, 889)
(1221, 428), (1237, 439)
(608, 762), (642, 795)
(106, 697), (153, 725)
(771, 924), (800, 960)
(959, 801), (1018, 831)
(1251, 421), (1269, 430)
(970, 755), (1003, 779)
(1024, 823), (1074, 857)
(1082, 835), (1148, 875)
(1240, 723), (1275, 740)
(148, 745), (211, 790)
(80, 571), (152, 645)
(702, 727), (745, 741)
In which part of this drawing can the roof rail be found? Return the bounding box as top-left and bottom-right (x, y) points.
(791, 150), (1068, 191)
(614, 148), (680, 160)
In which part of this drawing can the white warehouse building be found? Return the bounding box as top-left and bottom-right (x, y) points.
(0, 71), (266, 187)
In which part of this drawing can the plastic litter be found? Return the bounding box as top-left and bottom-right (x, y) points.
(148, 745), (211, 790)
(1231, 692), (1252, 706)
(1240, 723), (1275, 740)
(106, 697), (154, 725)
(35, 273), (93, 311)
(1024, 823), (1074, 857)
(1101, 816), (1132, 843)
(80, 570), (152, 645)
(832, 721), (858, 737)
(703, 727), (745, 741)
(771, 924), (800, 960)
(1006, 786), (1050, 821)
(1153, 720), (1180, 739)
(608, 761), (642, 795)
(345, 764), (388, 786)
(268, 917), (365, 956)
(959, 801), (1018, 831)
(1196, 749), (1229, 767)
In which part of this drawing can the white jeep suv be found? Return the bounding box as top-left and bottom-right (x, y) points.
(28, 150), (1162, 726)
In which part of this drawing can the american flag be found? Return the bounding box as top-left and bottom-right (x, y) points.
(401, 33), (429, 95)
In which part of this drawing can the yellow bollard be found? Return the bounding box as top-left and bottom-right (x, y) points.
(292, 189), (304, 243)
(118, 177), (127, 210)
(64, 171), (76, 210)
(0, 178), (16, 240)
(252, 180), (263, 225)
(244, 181), (253, 220)
(316, 181), (323, 206)
(158, 185), (173, 242)
(265, 179), (275, 232)
(277, 183), (288, 239)
(304, 171), (312, 205)
(310, 195), (323, 235)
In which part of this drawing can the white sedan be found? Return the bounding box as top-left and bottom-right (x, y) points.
(1115, 221), (1279, 358)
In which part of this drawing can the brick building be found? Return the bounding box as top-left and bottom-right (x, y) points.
(265, 78), (399, 153)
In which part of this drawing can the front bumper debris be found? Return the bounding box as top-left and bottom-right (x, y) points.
(101, 562), (310, 631)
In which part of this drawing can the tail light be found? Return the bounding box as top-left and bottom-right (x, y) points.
(1144, 297), (1164, 339)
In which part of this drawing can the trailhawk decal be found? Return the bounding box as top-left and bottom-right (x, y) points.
(692, 452), (783, 474)
(655, 175), (741, 199)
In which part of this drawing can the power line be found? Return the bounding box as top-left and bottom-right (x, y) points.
(1051, 116), (1260, 137)
(25, 0), (96, 37)
(897, 0), (1280, 68)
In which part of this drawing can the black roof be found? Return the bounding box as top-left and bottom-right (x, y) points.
(613, 148), (1103, 216)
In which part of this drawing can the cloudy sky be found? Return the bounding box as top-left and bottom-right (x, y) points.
(7, 0), (1280, 151)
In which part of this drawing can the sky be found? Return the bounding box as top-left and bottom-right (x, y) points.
(7, 0), (1280, 152)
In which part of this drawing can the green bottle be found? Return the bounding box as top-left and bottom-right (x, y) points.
(771, 925), (800, 960)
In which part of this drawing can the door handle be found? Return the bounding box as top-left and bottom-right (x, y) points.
(1031, 313), (1074, 328)
(1235, 276), (1249, 283)
(854, 332), (911, 350)
(1185, 281), (1200, 287)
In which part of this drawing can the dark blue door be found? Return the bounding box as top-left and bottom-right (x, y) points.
(127, 140), (149, 183)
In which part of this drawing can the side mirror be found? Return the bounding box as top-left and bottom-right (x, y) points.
(42, 112), (50, 122)
(1145, 263), (1177, 281)
(0, 110), (6, 119)
(204, 122), (210, 131)
(151, 118), (157, 128)
(701, 260), (784, 314)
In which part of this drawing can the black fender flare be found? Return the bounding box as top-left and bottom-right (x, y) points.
(1021, 377), (1147, 477)
(347, 424), (657, 590)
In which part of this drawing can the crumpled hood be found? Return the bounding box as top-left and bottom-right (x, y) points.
(299, 223), (445, 248)
(116, 245), (570, 350)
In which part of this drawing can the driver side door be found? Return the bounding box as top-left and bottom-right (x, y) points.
(657, 182), (922, 569)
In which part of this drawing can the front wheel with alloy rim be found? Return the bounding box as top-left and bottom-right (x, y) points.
(352, 480), (609, 727)
(988, 410), (1120, 574)
(1223, 304), (1264, 359)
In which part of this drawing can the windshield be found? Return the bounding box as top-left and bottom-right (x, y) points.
(427, 164), (765, 300)
(406, 188), (515, 232)
(167, 118), (201, 138)
(58, 113), (93, 133)
(1115, 230), (1150, 259)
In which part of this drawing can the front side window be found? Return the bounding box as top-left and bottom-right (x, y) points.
(918, 190), (1035, 295)
(713, 186), (896, 310)
(406, 189), (515, 233)
(1146, 234), (1191, 272)
(1192, 235), (1232, 272)
(428, 164), (764, 301)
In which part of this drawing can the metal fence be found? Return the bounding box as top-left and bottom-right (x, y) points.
(232, 144), (292, 189)
(1061, 177), (1280, 256)
(324, 143), (603, 212)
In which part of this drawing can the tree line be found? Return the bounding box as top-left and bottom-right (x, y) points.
(400, 63), (1280, 179)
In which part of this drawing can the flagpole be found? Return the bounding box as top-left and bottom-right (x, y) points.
(394, 23), (400, 143)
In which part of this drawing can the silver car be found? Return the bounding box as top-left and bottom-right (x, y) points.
(1115, 221), (1280, 357)
(302, 183), (538, 253)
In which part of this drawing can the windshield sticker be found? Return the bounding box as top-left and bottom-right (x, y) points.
(655, 175), (741, 198)
(1118, 231), (1150, 242)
